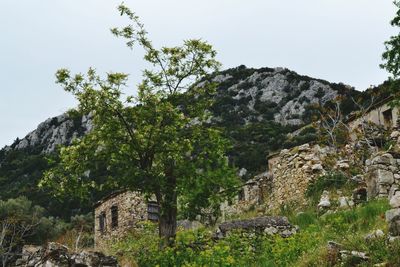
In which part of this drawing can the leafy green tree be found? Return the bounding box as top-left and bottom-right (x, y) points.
(382, 1), (400, 78)
(0, 197), (61, 267)
(41, 4), (239, 245)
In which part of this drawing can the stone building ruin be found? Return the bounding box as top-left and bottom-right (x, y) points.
(348, 96), (399, 133)
(94, 190), (159, 247)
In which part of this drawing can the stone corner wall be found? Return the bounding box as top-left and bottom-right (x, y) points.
(265, 143), (333, 211)
(94, 191), (149, 247)
(365, 152), (400, 199)
(220, 143), (336, 218)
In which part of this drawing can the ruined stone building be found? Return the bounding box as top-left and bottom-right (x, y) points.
(94, 190), (159, 247)
(220, 143), (333, 218)
(347, 96), (399, 132)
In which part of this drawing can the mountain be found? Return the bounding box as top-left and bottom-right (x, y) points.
(0, 66), (361, 218)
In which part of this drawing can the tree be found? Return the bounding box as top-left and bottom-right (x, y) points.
(40, 4), (239, 245)
(381, 0), (400, 106)
(381, 1), (400, 79)
(0, 197), (59, 267)
(317, 99), (350, 149)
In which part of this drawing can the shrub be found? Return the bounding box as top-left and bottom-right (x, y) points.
(305, 172), (348, 204)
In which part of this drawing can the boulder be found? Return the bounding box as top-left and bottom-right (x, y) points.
(391, 131), (400, 139)
(385, 208), (400, 223)
(318, 190), (331, 209)
(375, 169), (394, 185)
(364, 229), (385, 240)
(338, 196), (350, 208)
(390, 191), (400, 208)
(371, 153), (394, 166)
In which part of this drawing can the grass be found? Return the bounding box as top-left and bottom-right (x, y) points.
(104, 199), (399, 266)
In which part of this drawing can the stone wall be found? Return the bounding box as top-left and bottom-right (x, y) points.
(94, 191), (152, 247)
(265, 143), (332, 211)
(365, 152), (400, 199)
(221, 143), (334, 217)
(215, 216), (298, 239)
(220, 174), (268, 220)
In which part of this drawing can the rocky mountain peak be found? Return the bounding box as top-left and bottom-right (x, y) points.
(5, 113), (92, 154)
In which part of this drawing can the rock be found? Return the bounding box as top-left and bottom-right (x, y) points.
(339, 250), (370, 262)
(338, 196), (349, 208)
(388, 235), (400, 243)
(336, 160), (350, 170)
(8, 113), (92, 154)
(385, 208), (400, 222)
(298, 144), (310, 152)
(364, 229), (385, 240)
(217, 216), (297, 238)
(264, 226), (278, 235)
(177, 220), (203, 230)
(238, 168), (247, 177)
(372, 154), (394, 166)
(351, 174), (365, 184)
(391, 131), (400, 139)
(375, 169), (395, 185)
(390, 191), (400, 208)
(312, 164), (324, 172)
(389, 219), (400, 236)
(15, 242), (118, 267)
(389, 185), (399, 199)
(327, 240), (343, 250)
(318, 190), (331, 209)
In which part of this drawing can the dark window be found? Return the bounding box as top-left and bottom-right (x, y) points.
(99, 212), (106, 232)
(238, 189), (245, 201)
(383, 109), (393, 127)
(147, 201), (159, 222)
(111, 206), (118, 229)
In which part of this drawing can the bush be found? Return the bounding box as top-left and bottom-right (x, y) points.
(305, 172), (348, 204)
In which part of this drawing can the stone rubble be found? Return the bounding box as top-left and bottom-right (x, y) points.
(216, 216), (298, 239)
(14, 242), (118, 267)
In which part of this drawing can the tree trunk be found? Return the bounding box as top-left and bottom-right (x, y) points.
(158, 202), (177, 247)
(157, 169), (177, 247)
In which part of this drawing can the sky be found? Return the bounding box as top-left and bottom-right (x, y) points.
(0, 0), (397, 148)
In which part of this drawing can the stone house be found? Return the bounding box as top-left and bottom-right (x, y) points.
(94, 190), (159, 247)
(347, 96), (399, 132)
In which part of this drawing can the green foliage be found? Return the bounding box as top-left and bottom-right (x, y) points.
(0, 148), (91, 220)
(109, 200), (393, 266)
(283, 126), (318, 149)
(0, 197), (65, 266)
(227, 121), (290, 177)
(381, 1), (400, 78)
(305, 172), (349, 204)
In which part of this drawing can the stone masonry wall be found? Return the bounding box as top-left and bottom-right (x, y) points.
(94, 191), (149, 247)
(266, 143), (332, 211)
(220, 175), (267, 220)
(365, 152), (400, 199)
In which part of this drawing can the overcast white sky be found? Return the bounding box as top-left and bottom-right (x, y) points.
(0, 0), (397, 148)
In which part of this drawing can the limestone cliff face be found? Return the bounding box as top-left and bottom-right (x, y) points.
(4, 66), (356, 154)
(6, 113), (93, 153)
(206, 65), (355, 126)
